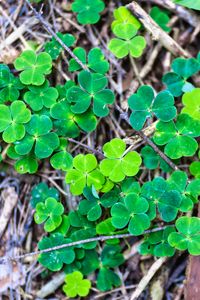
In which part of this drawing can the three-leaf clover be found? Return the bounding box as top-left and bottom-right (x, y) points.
(162, 57), (200, 97)
(14, 115), (59, 159)
(111, 193), (150, 235)
(30, 182), (59, 208)
(150, 6), (171, 32)
(128, 86), (176, 130)
(0, 101), (31, 143)
(69, 47), (109, 74)
(153, 114), (200, 159)
(50, 100), (97, 137)
(67, 70), (115, 117)
(78, 187), (119, 221)
(141, 177), (182, 221)
(139, 227), (175, 257)
(181, 88), (200, 120)
(65, 154), (105, 195)
(24, 80), (58, 111)
(63, 271), (91, 298)
(111, 6), (141, 31)
(0, 64), (24, 102)
(168, 216), (200, 255)
(34, 197), (64, 232)
(108, 23), (146, 58)
(99, 138), (142, 182)
(45, 32), (75, 60)
(71, 0), (105, 24)
(14, 50), (52, 85)
(38, 233), (75, 271)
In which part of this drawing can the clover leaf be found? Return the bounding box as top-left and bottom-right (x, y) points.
(14, 50), (52, 86)
(38, 233), (75, 271)
(139, 227), (175, 257)
(50, 100), (97, 138)
(141, 145), (173, 172)
(24, 80), (58, 111)
(97, 245), (124, 291)
(128, 86), (176, 130)
(15, 155), (38, 174)
(0, 101), (31, 143)
(190, 151), (200, 178)
(67, 70), (115, 117)
(181, 88), (200, 120)
(78, 187), (119, 221)
(69, 47), (109, 74)
(30, 182), (59, 208)
(63, 271), (91, 298)
(71, 0), (105, 24)
(167, 171), (197, 212)
(50, 139), (73, 171)
(168, 216), (200, 255)
(150, 6), (171, 32)
(111, 193), (150, 235)
(162, 57), (200, 96)
(99, 138), (142, 182)
(173, 0), (200, 10)
(141, 177), (182, 222)
(108, 23), (146, 58)
(15, 115), (59, 159)
(153, 114), (200, 159)
(45, 32), (75, 60)
(65, 154), (105, 195)
(34, 197), (64, 232)
(0, 64), (24, 102)
(111, 6), (141, 31)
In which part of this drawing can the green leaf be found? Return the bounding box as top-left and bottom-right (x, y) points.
(50, 100), (97, 137)
(168, 216), (200, 255)
(66, 154), (105, 195)
(38, 233), (75, 271)
(141, 177), (182, 221)
(111, 6), (141, 31)
(173, 0), (200, 10)
(190, 151), (200, 178)
(34, 197), (64, 232)
(0, 101), (31, 143)
(108, 24), (146, 59)
(69, 47), (109, 74)
(15, 115), (59, 159)
(100, 138), (141, 182)
(15, 155), (38, 174)
(14, 50), (52, 86)
(63, 271), (91, 298)
(150, 6), (171, 32)
(50, 150), (73, 171)
(111, 193), (150, 235)
(30, 182), (59, 208)
(162, 57), (200, 96)
(128, 86), (176, 130)
(181, 88), (200, 120)
(97, 268), (121, 291)
(24, 80), (58, 111)
(67, 70), (115, 117)
(45, 32), (75, 60)
(153, 114), (200, 159)
(72, 0), (105, 24)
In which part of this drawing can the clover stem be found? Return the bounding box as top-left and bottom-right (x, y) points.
(129, 55), (144, 85)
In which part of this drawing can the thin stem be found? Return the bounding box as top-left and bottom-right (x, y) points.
(0, 226), (173, 263)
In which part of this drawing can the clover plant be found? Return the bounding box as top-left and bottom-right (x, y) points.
(153, 114), (200, 159)
(108, 23), (146, 58)
(63, 271), (91, 297)
(128, 86), (176, 130)
(69, 47), (109, 74)
(162, 57), (200, 96)
(67, 70), (115, 117)
(1, 5), (200, 298)
(150, 6), (171, 32)
(71, 0), (105, 24)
